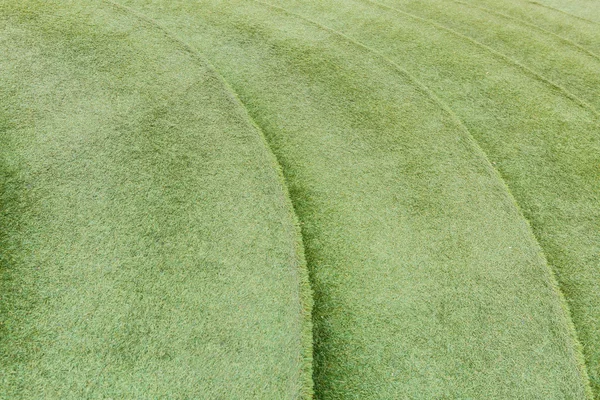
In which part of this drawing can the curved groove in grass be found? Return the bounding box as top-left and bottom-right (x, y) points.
(252, 1), (593, 395)
(263, 0), (599, 395)
(100, 2), (315, 396)
(359, 0), (600, 118)
(528, 1), (600, 26)
(103, 0), (313, 398)
(450, 0), (600, 61)
(1, 1), (313, 397)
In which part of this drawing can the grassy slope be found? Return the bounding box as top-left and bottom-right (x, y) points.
(120, 0), (590, 398)
(0, 1), (312, 398)
(265, 0), (600, 396)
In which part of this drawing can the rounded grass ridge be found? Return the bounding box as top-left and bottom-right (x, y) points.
(0, 1), (312, 398)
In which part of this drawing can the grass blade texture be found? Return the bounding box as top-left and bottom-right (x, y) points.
(449, 0), (600, 57)
(528, 0), (600, 24)
(118, 0), (590, 398)
(2, 0), (598, 398)
(260, 0), (600, 397)
(0, 1), (312, 398)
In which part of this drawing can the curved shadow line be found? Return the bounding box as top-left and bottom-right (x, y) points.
(359, 0), (599, 117)
(528, 1), (600, 26)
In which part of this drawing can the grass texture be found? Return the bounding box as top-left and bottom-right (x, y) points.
(259, 0), (600, 396)
(118, 0), (591, 398)
(0, 1), (312, 398)
(529, 0), (600, 25)
(1, 0), (598, 398)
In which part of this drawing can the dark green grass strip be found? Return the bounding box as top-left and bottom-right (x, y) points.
(122, 0), (590, 397)
(0, 1), (312, 397)
(273, 0), (599, 396)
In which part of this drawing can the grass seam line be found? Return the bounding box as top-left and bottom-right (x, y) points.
(99, 1), (314, 397)
(249, 1), (594, 395)
(528, 1), (600, 26)
(359, 0), (600, 118)
(450, 0), (600, 61)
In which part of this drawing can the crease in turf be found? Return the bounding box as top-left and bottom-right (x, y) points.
(358, 0), (600, 118)
(270, 0), (597, 394)
(99, 1), (315, 396)
(528, 1), (600, 26)
(449, 0), (600, 61)
(395, 0), (600, 115)
(251, 2), (594, 395)
(1, 2), (313, 397)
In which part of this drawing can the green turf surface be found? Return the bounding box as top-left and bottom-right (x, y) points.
(453, 0), (600, 57)
(255, 0), (600, 396)
(118, 0), (591, 397)
(0, 1), (312, 398)
(390, 0), (600, 112)
(1, 0), (598, 398)
(530, 0), (600, 25)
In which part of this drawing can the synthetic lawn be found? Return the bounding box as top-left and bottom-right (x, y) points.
(119, 0), (591, 398)
(1, 0), (599, 399)
(0, 1), (312, 398)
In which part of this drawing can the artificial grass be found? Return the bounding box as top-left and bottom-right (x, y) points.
(118, 0), (591, 397)
(255, 0), (600, 397)
(0, 1), (312, 398)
